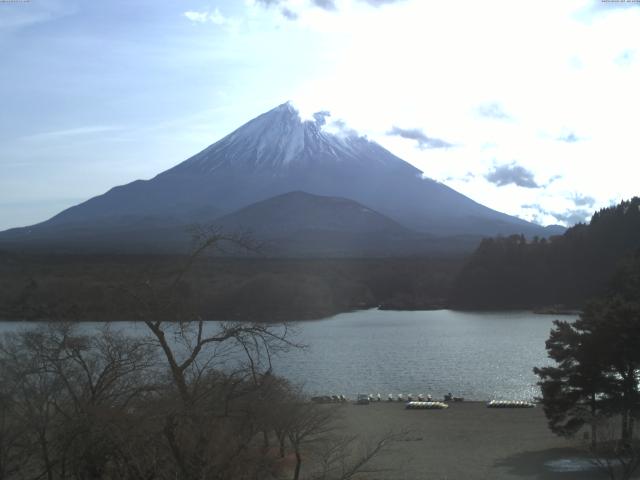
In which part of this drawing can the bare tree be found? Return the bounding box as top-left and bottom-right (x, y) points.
(117, 228), (404, 480)
(286, 402), (339, 480)
(0, 368), (29, 479)
(120, 228), (302, 480)
(311, 431), (404, 480)
(0, 323), (156, 480)
(278, 394), (404, 480)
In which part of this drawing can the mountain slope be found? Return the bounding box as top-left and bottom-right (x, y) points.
(213, 191), (434, 256)
(0, 191), (478, 256)
(0, 102), (560, 253)
(215, 191), (409, 236)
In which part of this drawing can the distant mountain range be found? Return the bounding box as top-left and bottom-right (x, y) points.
(0, 102), (564, 256)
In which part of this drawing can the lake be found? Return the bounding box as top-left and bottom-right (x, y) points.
(269, 309), (574, 401)
(0, 309), (575, 401)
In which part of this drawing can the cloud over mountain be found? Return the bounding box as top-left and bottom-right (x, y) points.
(477, 102), (511, 120)
(522, 203), (592, 226)
(550, 209), (592, 225)
(572, 194), (596, 208)
(311, 0), (337, 10)
(485, 163), (539, 189)
(281, 7), (298, 19)
(558, 132), (579, 143)
(388, 126), (452, 149)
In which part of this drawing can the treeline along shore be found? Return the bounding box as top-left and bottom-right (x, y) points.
(1, 197), (638, 322)
(0, 254), (463, 322)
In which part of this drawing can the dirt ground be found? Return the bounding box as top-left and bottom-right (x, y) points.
(331, 401), (611, 480)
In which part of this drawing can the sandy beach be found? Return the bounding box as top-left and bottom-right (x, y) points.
(332, 402), (607, 480)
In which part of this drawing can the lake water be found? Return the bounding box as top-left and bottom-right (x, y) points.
(0, 309), (575, 401)
(270, 309), (574, 401)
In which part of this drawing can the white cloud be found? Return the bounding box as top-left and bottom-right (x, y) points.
(183, 9), (239, 29)
(183, 11), (209, 23)
(285, 0), (640, 226)
(21, 126), (123, 142)
(485, 163), (540, 189)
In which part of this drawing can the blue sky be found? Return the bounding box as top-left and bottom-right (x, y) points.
(1, 0), (639, 230)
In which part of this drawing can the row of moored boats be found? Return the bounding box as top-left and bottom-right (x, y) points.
(486, 400), (535, 408)
(359, 393), (447, 403)
(312, 394), (535, 408)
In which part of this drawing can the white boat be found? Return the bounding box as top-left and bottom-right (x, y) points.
(405, 401), (449, 410)
(487, 400), (535, 408)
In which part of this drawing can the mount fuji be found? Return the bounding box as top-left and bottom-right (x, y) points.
(0, 103), (563, 255)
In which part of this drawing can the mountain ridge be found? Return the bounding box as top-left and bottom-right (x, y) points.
(0, 103), (564, 254)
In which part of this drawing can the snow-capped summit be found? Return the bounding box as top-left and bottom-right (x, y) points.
(167, 102), (417, 174)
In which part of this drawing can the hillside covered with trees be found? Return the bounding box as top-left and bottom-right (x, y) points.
(0, 254), (463, 322)
(450, 198), (640, 310)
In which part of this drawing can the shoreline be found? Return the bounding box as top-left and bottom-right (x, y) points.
(0, 306), (582, 323)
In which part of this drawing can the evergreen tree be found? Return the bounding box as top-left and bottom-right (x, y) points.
(534, 317), (610, 446)
(535, 255), (640, 446)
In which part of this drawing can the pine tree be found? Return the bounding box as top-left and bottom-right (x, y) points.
(534, 317), (609, 446)
(535, 254), (640, 447)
